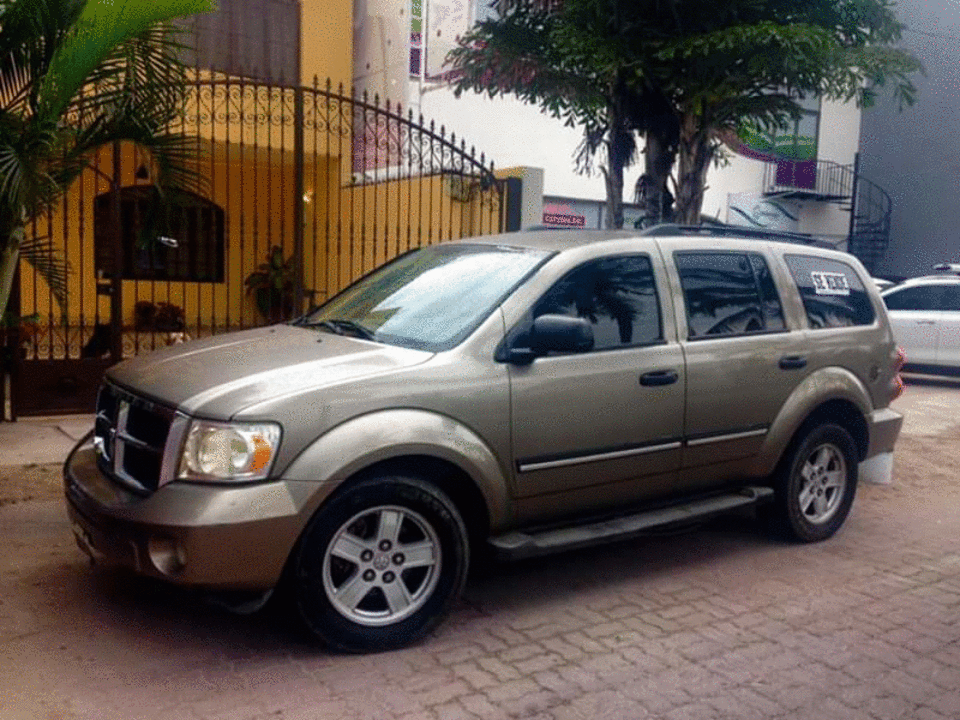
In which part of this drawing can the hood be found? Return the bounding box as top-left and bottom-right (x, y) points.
(107, 325), (432, 418)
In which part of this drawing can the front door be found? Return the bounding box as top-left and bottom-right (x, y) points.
(508, 254), (685, 524)
(936, 285), (960, 369)
(882, 284), (945, 366)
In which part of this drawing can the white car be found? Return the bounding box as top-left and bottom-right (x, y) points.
(880, 264), (960, 374)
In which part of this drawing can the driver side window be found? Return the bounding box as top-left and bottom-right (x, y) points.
(533, 255), (663, 351)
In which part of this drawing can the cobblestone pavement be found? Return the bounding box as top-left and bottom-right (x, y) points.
(2, 376), (959, 720)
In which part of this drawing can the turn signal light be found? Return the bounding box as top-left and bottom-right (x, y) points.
(891, 346), (905, 401)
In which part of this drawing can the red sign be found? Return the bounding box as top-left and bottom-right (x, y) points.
(542, 209), (585, 227)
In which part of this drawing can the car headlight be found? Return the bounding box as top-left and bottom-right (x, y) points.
(178, 420), (281, 483)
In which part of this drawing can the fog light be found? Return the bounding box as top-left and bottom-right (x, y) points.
(147, 535), (187, 576)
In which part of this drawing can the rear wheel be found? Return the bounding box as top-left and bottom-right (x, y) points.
(293, 476), (469, 652)
(770, 424), (858, 542)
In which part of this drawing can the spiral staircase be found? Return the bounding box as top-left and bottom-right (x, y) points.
(761, 155), (892, 274)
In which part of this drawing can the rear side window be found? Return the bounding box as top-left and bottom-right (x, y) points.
(784, 254), (874, 328)
(674, 252), (786, 338)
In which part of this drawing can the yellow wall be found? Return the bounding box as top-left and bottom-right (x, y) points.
(302, 0), (354, 87)
(15, 3), (513, 342)
(19, 143), (502, 332)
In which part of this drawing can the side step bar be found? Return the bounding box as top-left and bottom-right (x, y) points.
(489, 486), (774, 560)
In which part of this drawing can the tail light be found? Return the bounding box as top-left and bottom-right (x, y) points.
(891, 346), (905, 401)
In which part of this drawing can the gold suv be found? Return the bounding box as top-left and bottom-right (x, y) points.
(65, 227), (904, 651)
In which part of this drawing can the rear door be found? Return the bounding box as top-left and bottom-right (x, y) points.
(667, 248), (802, 494)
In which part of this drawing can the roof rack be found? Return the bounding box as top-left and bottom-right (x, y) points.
(932, 263), (960, 275)
(639, 223), (824, 246)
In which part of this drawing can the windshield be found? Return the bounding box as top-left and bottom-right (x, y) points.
(297, 244), (550, 351)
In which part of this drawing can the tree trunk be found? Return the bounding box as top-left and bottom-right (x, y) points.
(603, 94), (630, 229)
(603, 163), (624, 229)
(636, 130), (676, 227)
(0, 223), (24, 322)
(674, 112), (714, 225)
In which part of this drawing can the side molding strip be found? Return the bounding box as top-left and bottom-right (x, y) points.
(686, 427), (768, 447)
(518, 440), (683, 473)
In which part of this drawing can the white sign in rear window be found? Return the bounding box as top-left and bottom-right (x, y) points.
(810, 271), (850, 296)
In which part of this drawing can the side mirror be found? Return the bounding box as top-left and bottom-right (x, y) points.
(530, 314), (594, 355)
(499, 314), (595, 365)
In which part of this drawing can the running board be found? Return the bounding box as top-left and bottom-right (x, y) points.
(489, 486), (774, 560)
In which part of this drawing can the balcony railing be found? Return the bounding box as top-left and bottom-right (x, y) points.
(762, 159), (855, 202)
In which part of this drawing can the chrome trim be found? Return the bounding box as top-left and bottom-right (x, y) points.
(518, 440), (682, 473)
(686, 427), (768, 447)
(113, 400), (129, 478)
(158, 412), (191, 488)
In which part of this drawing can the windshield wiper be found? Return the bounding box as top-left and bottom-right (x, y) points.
(303, 318), (376, 341)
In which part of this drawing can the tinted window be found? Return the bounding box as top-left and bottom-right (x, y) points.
(534, 255), (662, 350)
(784, 255), (874, 328)
(937, 285), (960, 311)
(750, 254), (786, 331)
(675, 252), (781, 338)
(882, 285), (944, 311)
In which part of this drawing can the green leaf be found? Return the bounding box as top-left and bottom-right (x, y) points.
(38, 0), (216, 122)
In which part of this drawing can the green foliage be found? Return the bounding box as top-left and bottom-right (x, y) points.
(446, 0), (922, 226)
(0, 0), (215, 319)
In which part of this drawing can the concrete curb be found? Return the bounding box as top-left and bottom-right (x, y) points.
(0, 415), (94, 467)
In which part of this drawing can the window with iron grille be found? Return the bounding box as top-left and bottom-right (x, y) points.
(94, 187), (226, 283)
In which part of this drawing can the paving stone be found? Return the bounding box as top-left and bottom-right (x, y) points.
(4, 386), (960, 720)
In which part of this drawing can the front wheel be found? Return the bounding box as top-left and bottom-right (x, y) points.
(292, 476), (469, 652)
(770, 424), (859, 543)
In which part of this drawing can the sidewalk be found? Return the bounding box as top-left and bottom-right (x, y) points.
(0, 415), (94, 467)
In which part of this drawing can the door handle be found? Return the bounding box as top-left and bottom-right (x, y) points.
(779, 355), (807, 370)
(914, 320), (936, 325)
(639, 370), (679, 386)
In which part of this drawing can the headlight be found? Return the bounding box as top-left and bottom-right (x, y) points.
(178, 420), (281, 483)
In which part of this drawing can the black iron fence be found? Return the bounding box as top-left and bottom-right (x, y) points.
(4, 75), (509, 417)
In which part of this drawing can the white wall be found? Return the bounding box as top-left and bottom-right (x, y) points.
(353, 0), (410, 102)
(419, 89), (621, 199)
(818, 97), (861, 168)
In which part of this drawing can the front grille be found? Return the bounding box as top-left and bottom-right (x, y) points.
(94, 383), (176, 493)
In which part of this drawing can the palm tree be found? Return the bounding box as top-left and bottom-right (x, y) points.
(0, 0), (215, 321)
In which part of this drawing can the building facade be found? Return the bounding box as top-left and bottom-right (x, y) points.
(353, 0), (866, 246)
(858, 0), (959, 278)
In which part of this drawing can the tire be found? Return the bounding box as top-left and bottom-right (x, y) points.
(770, 423), (859, 543)
(292, 476), (469, 652)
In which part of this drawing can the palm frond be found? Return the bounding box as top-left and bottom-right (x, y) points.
(37, 0), (215, 123)
(19, 234), (69, 310)
(0, 0), (85, 113)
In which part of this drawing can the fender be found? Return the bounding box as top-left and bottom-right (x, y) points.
(749, 366), (873, 476)
(279, 408), (512, 532)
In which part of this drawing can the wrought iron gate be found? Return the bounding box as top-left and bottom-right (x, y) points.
(5, 76), (508, 418)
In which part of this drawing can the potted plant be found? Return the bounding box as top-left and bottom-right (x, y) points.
(1, 311), (41, 361)
(244, 246), (298, 323)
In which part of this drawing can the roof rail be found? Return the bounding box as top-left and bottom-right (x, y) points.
(932, 263), (960, 275)
(639, 223), (822, 246)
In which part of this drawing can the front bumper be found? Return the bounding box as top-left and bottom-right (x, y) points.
(64, 436), (318, 590)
